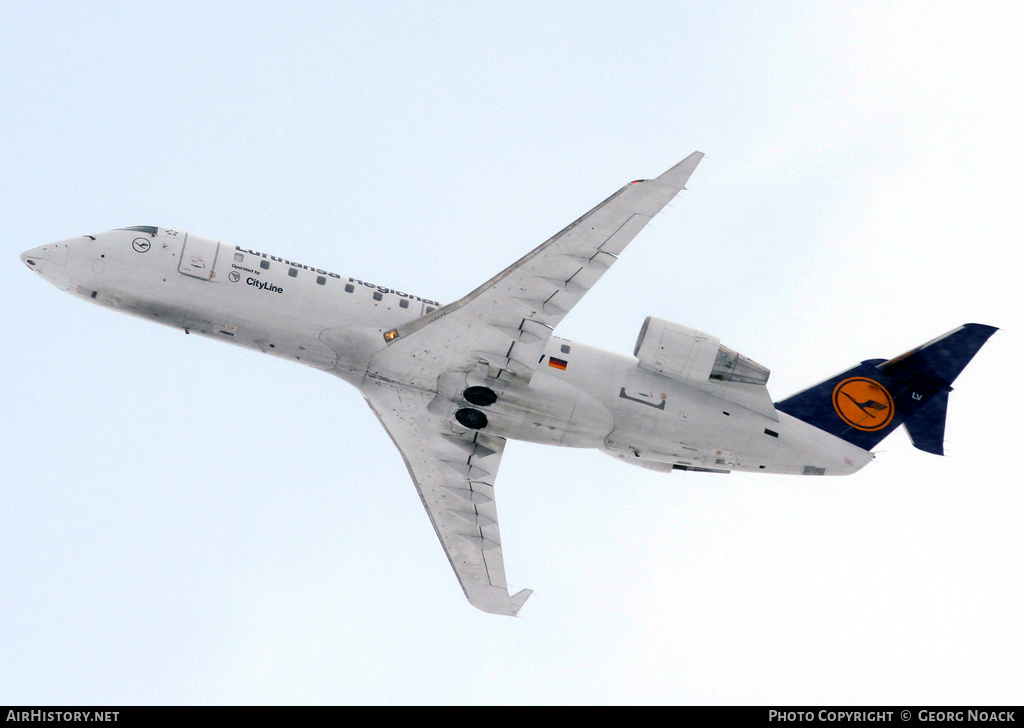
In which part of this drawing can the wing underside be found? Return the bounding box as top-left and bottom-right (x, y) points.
(364, 382), (532, 616)
(361, 153), (704, 614)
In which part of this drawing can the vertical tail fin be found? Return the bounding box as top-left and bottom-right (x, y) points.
(775, 324), (996, 453)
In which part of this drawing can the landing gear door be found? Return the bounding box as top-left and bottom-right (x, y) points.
(178, 233), (222, 281)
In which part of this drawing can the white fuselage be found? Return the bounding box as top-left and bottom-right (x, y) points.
(22, 227), (873, 477)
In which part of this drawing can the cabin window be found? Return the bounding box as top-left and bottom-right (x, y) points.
(372, 291), (383, 301)
(399, 299), (409, 308)
(560, 344), (571, 354)
(260, 260), (270, 270)
(288, 268), (298, 277)
(344, 283), (354, 293)
(233, 253), (243, 263)
(317, 276), (326, 285)
(426, 306), (436, 313)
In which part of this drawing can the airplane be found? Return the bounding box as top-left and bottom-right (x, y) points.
(21, 152), (996, 616)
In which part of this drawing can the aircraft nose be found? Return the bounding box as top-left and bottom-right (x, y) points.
(21, 246), (46, 270)
(21, 242), (70, 272)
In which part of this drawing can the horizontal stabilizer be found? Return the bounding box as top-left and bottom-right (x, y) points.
(877, 323), (997, 386)
(903, 390), (948, 455)
(883, 324), (995, 456)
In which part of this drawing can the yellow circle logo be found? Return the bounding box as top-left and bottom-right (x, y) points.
(832, 377), (894, 431)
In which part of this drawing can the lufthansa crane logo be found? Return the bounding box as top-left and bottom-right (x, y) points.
(832, 377), (894, 431)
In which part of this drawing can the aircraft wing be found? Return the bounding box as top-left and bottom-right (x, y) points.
(362, 153), (703, 614)
(364, 382), (533, 616)
(371, 152), (704, 388)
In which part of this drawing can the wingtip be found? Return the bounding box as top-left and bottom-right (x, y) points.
(510, 588), (533, 616)
(468, 586), (534, 616)
(657, 151), (705, 190)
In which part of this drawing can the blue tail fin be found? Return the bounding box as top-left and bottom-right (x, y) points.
(775, 324), (996, 454)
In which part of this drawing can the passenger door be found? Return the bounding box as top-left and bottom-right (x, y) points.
(178, 233), (222, 281)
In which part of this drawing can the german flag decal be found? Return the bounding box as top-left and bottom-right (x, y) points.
(548, 356), (568, 371)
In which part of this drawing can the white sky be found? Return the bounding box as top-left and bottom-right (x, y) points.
(3, 1), (1022, 705)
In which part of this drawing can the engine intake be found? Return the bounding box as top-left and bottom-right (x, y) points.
(463, 386), (498, 407)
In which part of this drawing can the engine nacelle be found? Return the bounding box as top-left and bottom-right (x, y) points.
(427, 369), (612, 448)
(633, 316), (770, 386)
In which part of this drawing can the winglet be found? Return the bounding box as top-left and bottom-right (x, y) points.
(655, 151), (705, 191)
(509, 588), (533, 616)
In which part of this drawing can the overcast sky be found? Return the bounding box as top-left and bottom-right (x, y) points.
(3, 1), (1022, 705)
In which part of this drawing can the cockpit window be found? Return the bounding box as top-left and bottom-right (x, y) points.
(119, 226), (159, 235)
